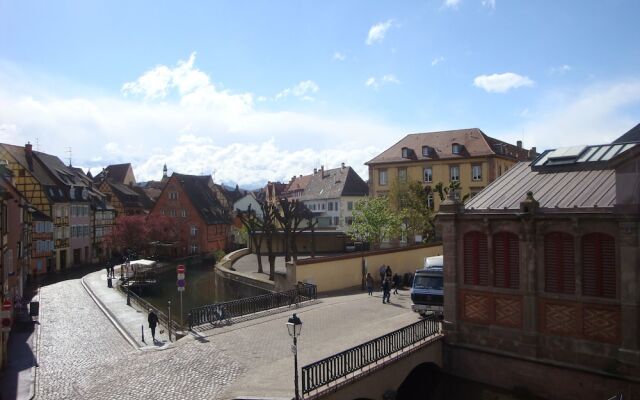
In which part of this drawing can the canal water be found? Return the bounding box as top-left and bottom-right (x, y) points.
(132, 261), (229, 320)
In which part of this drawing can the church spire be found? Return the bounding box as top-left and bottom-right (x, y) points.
(163, 163), (168, 178)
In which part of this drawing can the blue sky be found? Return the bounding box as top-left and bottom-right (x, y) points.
(1, 0), (639, 187)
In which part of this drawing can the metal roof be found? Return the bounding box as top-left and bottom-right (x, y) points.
(464, 162), (616, 212)
(532, 143), (638, 169)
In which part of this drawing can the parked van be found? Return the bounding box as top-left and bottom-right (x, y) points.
(411, 255), (444, 318)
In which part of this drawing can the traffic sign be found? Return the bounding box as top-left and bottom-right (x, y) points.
(177, 265), (185, 274)
(2, 299), (12, 311)
(177, 273), (185, 280)
(177, 286), (185, 292)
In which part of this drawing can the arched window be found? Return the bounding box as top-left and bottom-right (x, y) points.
(493, 232), (519, 289)
(582, 233), (616, 298)
(544, 232), (575, 294)
(463, 231), (488, 285)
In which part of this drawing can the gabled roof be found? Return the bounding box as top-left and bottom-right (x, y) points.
(0, 144), (57, 187)
(294, 166), (369, 200)
(612, 123), (640, 144)
(94, 163), (134, 184)
(366, 128), (532, 165)
(172, 173), (230, 224)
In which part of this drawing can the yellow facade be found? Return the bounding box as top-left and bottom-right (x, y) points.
(369, 156), (519, 211)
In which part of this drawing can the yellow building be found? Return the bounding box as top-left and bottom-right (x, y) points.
(366, 128), (535, 210)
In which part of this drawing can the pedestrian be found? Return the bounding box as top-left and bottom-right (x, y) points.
(382, 277), (391, 303)
(109, 264), (115, 278)
(385, 265), (393, 279)
(378, 264), (386, 289)
(393, 273), (401, 294)
(365, 272), (374, 296)
(105, 265), (110, 278)
(148, 308), (159, 341)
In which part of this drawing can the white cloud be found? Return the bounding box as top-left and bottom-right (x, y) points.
(481, 0), (495, 9)
(444, 0), (461, 9)
(366, 20), (394, 45)
(0, 58), (405, 187)
(498, 80), (640, 150)
(333, 52), (346, 61)
(275, 80), (320, 101)
(473, 72), (534, 93)
(382, 74), (400, 84)
(365, 77), (379, 90)
(550, 64), (572, 75)
(431, 56), (445, 66)
(365, 74), (400, 90)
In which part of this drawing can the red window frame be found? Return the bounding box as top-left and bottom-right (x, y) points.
(463, 231), (488, 285)
(493, 232), (519, 289)
(582, 233), (616, 298)
(544, 232), (575, 294)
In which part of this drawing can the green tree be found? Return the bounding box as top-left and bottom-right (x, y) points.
(348, 196), (401, 249)
(397, 181), (435, 243)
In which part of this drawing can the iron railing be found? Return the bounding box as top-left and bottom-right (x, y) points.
(301, 316), (441, 395)
(119, 283), (183, 334)
(188, 282), (317, 329)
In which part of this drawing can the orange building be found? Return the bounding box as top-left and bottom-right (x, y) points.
(148, 173), (231, 257)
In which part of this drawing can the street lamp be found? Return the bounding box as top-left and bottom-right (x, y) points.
(287, 313), (303, 400)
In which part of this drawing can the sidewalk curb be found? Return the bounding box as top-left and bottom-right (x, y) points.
(80, 277), (140, 350)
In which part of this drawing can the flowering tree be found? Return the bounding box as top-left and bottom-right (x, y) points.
(106, 214), (148, 255)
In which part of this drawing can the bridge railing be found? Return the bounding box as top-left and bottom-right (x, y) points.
(301, 316), (441, 395)
(188, 282), (317, 329)
(119, 283), (183, 334)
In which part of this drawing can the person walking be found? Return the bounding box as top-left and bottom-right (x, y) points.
(105, 265), (111, 278)
(382, 277), (391, 304)
(393, 273), (401, 294)
(385, 265), (393, 279)
(378, 264), (386, 290)
(365, 272), (374, 296)
(148, 309), (159, 342)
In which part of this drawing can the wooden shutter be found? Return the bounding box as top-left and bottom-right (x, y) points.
(493, 232), (519, 289)
(463, 231), (488, 285)
(582, 233), (616, 298)
(544, 232), (575, 294)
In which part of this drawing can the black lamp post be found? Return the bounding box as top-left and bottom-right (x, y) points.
(287, 313), (303, 400)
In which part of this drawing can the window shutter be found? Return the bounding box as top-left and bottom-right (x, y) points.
(463, 231), (488, 285)
(544, 232), (575, 294)
(493, 232), (519, 289)
(582, 233), (616, 298)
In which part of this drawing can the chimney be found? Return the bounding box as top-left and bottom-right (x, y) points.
(529, 147), (537, 160)
(25, 142), (34, 171)
(321, 165), (324, 178)
(313, 168), (317, 174)
(517, 140), (522, 148)
(341, 162), (345, 170)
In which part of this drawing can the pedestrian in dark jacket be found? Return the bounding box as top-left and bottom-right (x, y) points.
(392, 273), (401, 294)
(385, 265), (392, 279)
(382, 278), (391, 304)
(378, 264), (386, 290)
(148, 309), (159, 341)
(365, 273), (374, 296)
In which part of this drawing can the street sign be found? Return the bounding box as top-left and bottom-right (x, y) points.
(177, 286), (185, 292)
(177, 279), (185, 287)
(177, 265), (185, 274)
(2, 299), (12, 311)
(177, 273), (185, 280)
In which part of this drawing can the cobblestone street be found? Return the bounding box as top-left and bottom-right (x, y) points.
(35, 278), (245, 400)
(30, 272), (418, 399)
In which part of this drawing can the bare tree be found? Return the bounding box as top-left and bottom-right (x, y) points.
(236, 204), (264, 274)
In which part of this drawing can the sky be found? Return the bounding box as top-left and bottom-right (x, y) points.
(1, 0), (639, 188)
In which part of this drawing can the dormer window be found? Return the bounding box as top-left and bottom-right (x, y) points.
(452, 143), (463, 154)
(422, 146), (432, 157)
(401, 147), (410, 158)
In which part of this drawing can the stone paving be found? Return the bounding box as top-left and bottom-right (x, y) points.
(31, 270), (419, 399)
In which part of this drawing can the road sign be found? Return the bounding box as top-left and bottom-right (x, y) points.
(177, 273), (185, 280)
(2, 299), (12, 311)
(177, 286), (185, 292)
(177, 279), (185, 287)
(177, 265), (185, 274)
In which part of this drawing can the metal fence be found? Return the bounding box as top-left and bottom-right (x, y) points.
(188, 282), (317, 329)
(301, 316), (441, 395)
(120, 284), (183, 334)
